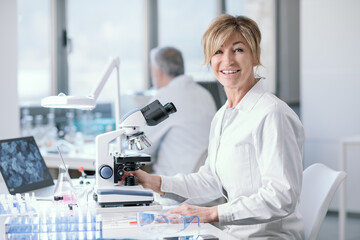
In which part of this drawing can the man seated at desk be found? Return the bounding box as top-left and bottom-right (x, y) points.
(141, 46), (217, 176)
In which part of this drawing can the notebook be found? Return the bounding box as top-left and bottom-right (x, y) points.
(0, 136), (55, 197)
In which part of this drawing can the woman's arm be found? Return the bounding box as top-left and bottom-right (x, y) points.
(126, 160), (223, 202)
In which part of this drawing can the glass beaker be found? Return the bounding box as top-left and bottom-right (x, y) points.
(53, 165), (77, 205)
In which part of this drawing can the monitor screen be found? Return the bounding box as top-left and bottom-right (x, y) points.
(0, 136), (53, 194)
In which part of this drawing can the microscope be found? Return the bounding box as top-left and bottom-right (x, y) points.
(93, 100), (176, 208)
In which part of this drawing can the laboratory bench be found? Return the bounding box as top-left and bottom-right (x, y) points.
(38, 145), (237, 239)
(0, 195), (236, 240)
(41, 141), (97, 174)
(100, 216), (236, 239)
(94, 204), (237, 239)
(41, 141), (126, 172)
(43, 152), (95, 171)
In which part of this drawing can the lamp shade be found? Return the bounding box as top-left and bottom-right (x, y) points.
(41, 93), (96, 110)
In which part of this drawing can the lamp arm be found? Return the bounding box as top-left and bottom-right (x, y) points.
(89, 57), (120, 100)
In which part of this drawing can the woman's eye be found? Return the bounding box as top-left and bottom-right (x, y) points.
(214, 50), (222, 54)
(234, 48), (244, 53)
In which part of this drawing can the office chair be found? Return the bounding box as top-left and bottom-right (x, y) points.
(197, 81), (227, 110)
(298, 163), (346, 240)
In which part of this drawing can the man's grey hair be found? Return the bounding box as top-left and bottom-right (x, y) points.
(150, 46), (184, 77)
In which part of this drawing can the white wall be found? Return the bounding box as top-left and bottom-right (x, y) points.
(0, 0), (20, 139)
(301, 0), (360, 212)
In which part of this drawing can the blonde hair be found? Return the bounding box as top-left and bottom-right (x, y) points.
(201, 14), (261, 66)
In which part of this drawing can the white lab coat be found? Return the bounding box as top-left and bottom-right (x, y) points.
(141, 75), (217, 176)
(161, 79), (305, 239)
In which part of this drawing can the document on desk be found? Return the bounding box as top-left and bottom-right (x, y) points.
(98, 234), (218, 240)
(100, 222), (236, 240)
(100, 216), (201, 239)
(98, 238), (195, 240)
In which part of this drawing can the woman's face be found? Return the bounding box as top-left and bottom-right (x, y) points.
(210, 32), (256, 91)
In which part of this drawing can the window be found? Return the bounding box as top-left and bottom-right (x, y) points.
(226, 0), (276, 93)
(158, 0), (217, 81)
(17, 0), (51, 105)
(225, 0), (247, 16)
(67, 0), (145, 103)
(17, 0), (276, 105)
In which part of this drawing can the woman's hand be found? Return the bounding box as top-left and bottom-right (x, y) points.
(124, 169), (164, 195)
(167, 203), (219, 223)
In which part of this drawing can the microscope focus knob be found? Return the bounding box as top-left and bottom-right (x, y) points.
(99, 165), (113, 179)
(117, 168), (125, 178)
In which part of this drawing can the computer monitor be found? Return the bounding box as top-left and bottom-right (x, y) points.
(0, 136), (54, 195)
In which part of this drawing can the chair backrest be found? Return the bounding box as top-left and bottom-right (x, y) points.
(197, 81), (227, 110)
(298, 163), (346, 240)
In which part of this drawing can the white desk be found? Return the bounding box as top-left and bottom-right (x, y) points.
(339, 136), (360, 240)
(92, 204), (235, 239)
(101, 218), (236, 239)
(43, 152), (95, 171)
(1, 205), (236, 240)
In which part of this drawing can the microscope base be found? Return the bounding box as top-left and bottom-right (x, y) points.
(97, 200), (153, 208)
(94, 185), (155, 208)
(95, 202), (162, 216)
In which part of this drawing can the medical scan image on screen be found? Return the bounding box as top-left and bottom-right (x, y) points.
(0, 137), (52, 189)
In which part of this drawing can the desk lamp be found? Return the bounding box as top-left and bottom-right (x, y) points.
(41, 56), (122, 150)
(41, 56), (121, 130)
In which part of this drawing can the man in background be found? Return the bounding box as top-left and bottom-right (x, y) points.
(141, 46), (217, 176)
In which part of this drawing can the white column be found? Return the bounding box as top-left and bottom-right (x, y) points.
(0, 0), (20, 139)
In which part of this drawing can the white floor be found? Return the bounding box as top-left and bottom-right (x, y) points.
(318, 212), (360, 240)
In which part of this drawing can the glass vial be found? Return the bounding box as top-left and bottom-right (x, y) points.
(53, 165), (77, 205)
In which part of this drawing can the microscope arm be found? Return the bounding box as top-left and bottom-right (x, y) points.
(95, 128), (126, 163)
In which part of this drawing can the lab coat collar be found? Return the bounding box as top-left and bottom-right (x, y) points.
(224, 78), (266, 112)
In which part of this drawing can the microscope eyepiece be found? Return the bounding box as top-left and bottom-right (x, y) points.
(141, 100), (177, 126)
(164, 102), (177, 114)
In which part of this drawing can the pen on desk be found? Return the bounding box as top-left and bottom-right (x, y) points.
(35, 197), (53, 201)
(78, 166), (87, 178)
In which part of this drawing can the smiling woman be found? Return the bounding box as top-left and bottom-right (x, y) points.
(125, 14), (305, 240)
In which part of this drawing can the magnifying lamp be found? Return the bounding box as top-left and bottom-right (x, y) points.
(41, 56), (121, 130)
